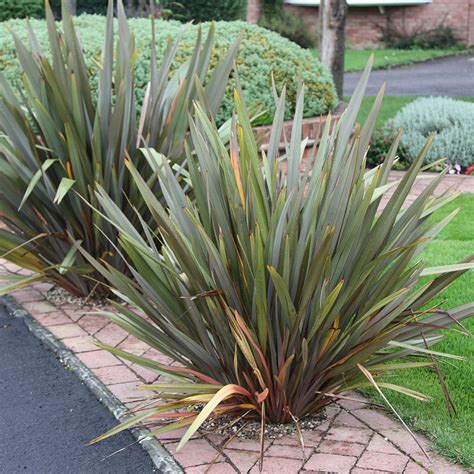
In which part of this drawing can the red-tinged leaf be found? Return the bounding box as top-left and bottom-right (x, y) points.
(177, 385), (251, 451)
(256, 388), (269, 404)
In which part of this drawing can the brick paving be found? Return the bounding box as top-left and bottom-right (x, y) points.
(383, 172), (473, 208)
(1, 172), (472, 473)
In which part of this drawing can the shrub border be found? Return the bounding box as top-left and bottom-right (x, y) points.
(0, 294), (183, 474)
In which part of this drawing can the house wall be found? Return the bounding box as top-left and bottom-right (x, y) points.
(247, 0), (474, 46)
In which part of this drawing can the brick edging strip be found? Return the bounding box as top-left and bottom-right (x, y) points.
(1, 294), (183, 474)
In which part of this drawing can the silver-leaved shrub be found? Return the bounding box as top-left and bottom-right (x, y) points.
(390, 97), (474, 167)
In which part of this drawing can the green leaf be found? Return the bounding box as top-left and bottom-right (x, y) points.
(268, 265), (297, 327)
(388, 341), (465, 361)
(89, 407), (170, 445)
(420, 262), (474, 276)
(19, 159), (57, 210)
(58, 244), (80, 274)
(0, 273), (45, 296)
(54, 178), (76, 204)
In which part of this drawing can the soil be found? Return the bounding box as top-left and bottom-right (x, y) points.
(201, 410), (327, 440)
(46, 286), (110, 308)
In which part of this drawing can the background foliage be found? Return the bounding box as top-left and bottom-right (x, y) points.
(0, 15), (338, 125)
(380, 21), (458, 49)
(0, 0), (44, 21)
(163, 0), (247, 22)
(258, 8), (316, 48)
(50, 0), (108, 15)
(366, 126), (408, 169)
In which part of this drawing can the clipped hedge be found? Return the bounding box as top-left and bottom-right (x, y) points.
(0, 15), (338, 125)
(0, 0), (44, 21)
(163, 0), (247, 22)
(390, 97), (474, 167)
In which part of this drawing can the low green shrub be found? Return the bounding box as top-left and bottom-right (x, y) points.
(258, 9), (316, 49)
(381, 22), (458, 49)
(0, 15), (338, 125)
(87, 62), (474, 454)
(0, 1), (239, 296)
(163, 0), (247, 22)
(366, 126), (409, 169)
(390, 97), (474, 167)
(0, 0), (44, 21)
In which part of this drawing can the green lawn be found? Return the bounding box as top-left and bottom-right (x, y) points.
(350, 96), (474, 129)
(348, 94), (474, 466)
(312, 47), (466, 72)
(353, 96), (417, 128)
(367, 195), (474, 467)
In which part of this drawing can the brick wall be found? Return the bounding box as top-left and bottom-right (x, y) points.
(247, 0), (474, 46)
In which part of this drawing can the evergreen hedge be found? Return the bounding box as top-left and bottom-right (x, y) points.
(0, 15), (338, 125)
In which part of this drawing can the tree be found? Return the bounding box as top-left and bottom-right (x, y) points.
(64, 0), (76, 15)
(319, 0), (348, 99)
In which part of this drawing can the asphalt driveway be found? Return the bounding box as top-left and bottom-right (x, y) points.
(344, 54), (474, 96)
(0, 300), (156, 474)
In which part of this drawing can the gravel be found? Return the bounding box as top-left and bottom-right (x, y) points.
(46, 286), (111, 308)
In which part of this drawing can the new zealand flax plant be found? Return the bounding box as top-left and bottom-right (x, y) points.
(84, 57), (474, 458)
(0, 0), (241, 296)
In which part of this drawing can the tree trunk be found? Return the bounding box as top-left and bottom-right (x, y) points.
(319, 0), (347, 99)
(64, 0), (77, 15)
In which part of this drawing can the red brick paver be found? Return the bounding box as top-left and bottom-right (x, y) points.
(76, 350), (121, 368)
(250, 457), (304, 473)
(317, 439), (366, 457)
(48, 322), (88, 339)
(167, 439), (219, 468)
(61, 336), (100, 353)
(304, 452), (358, 472)
(356, 450), (409, 472)
(366, 434), (403, 455)
(382, 172), (473, 209)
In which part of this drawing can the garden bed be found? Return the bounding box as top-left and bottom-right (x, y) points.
(1, 172), (471, 472)
(0, 262), (466, 473)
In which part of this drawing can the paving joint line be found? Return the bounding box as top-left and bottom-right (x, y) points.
(300, 405), (336, 471)
(349, 430), (375, 474)
(1, 294), (183, 474)
(337, 402), (430, 471)
(201, 432), (241, 472)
